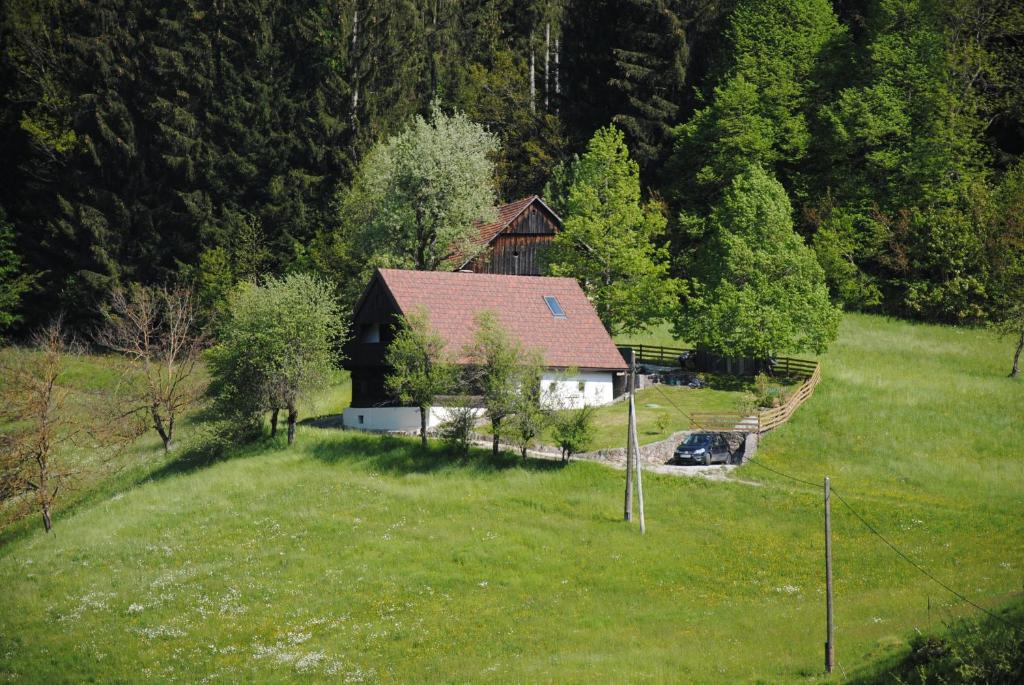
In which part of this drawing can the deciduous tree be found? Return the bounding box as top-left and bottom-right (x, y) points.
(677, 165), (840, 358)
(464, 312), (525, 457)
(987, 163), (1024, 377)
(340, 104), (499, 274)
(384, 308), (456, 449)
(207, 274), (344, 444)
(97, 284), (208, 452)
(0, 322), (140, 532)
(506, 353), (548, 460)
(550, 405), (595, 462)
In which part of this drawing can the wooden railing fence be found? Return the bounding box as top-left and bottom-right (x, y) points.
(621, 345), (822, 434)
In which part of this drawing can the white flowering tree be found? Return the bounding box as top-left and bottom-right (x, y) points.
(340, 103), (499, 272)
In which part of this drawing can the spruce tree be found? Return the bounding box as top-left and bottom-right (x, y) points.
(543, 125), (682, 334)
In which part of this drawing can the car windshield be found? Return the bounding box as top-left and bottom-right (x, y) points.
(682, 433), (712, 446)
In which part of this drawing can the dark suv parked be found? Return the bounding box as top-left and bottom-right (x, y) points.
(671, 432), (731, 465)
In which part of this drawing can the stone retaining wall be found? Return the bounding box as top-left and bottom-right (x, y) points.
(465, 429), (750, 468)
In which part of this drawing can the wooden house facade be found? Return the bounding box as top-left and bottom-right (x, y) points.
(455, 195), (562, 276)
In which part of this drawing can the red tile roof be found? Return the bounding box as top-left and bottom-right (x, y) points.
(376, 269), (627, 370)
(468, 195), (539, 250)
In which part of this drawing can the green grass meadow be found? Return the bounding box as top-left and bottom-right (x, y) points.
(478, 383), (750, 450)
(0, 313), (1022, 683)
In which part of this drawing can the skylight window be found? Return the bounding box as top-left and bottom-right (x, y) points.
(544, 295), (566, 318)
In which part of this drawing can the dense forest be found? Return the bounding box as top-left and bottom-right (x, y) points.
(0, 0), (1022, 336)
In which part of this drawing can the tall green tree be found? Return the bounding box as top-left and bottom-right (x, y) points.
(207, 273), (344, 444)
(813, 0), (1015, 322)
(667, 0), (846, 213)
(339, 105), (499, 275)
(677, 165), (840, 358)
(384, 308), (456, 449)
(986, 162), (1024, 377)
(543, 125), (682, 334)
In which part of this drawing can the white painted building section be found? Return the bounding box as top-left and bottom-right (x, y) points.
(343, 370), (618, 433)
(539, 370), (616, 409)
(342, 406), (485, 433)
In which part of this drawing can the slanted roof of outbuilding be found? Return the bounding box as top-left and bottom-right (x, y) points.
(452, 195), (562, 268)
(372, 268), (627, 371)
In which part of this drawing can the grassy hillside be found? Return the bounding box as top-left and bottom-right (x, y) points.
(0, 313), (1021, 683)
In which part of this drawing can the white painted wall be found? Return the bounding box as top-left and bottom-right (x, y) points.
(343, 370), (617, 433)
(540, 370), (616, 409)
(343, 406), (484, 433)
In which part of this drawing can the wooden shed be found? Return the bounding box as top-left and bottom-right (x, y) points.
(455, 195), (562, 276)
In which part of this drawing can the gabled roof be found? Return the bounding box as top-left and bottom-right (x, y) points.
(370, 269), (627, 371)
(455, 195), (563, 268)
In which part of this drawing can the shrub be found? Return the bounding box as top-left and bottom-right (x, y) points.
(437, 399), (477, 456)
(551, 405), (595, 462)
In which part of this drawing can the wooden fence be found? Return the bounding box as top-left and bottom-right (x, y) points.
(621, 343), (692, 367)
(620, 344), (822, 435)
(688, 359), (820, 433)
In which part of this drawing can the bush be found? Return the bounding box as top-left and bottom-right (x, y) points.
(851, 602), (1024, 685)
(437, 399), (477, 456)
(551, 406), (595, 462)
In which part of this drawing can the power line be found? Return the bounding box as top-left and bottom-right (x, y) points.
(647, 378), (1022, 632)
(829, 488), (1024, 634)
(650, 382), (702, 429)
(741, 453), (822, 488)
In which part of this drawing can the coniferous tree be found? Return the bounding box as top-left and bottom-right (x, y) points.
(609, 0), (726, 173)
(543, 125), (682, 334)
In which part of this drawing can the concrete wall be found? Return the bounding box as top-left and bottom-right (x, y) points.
(540, 371), (615, 409)
(342, 406), (485, 433)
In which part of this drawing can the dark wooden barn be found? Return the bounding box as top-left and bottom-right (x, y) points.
(454, 195), (562, 276)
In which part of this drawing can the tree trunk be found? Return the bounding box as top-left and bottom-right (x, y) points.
(270, 408), (279, 437)
(530, 48), (536, 113)
(287, 407), (297, 445)
(1011, 330), (1023, 378)
(37, 456), (52, 533)
(152, 407), (172, 452)
(521, 446), (527, 460)
(555, 37), (560, 101)
(544, 22), (550, 111)
(420, 406), (428, 449)
(492, 417), (501, 457)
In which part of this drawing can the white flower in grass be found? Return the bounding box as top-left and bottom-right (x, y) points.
(478, 581), (488, 588)
(128, 603), (145, 614)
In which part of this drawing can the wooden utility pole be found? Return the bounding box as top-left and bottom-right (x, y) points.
(631, 391), (645, 534)
(825, 476), (834, 674)
(623, 350), (635, 521)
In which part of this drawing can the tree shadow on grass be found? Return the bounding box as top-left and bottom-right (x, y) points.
(307, 432), (566, 476)
(700, 374), (755, 392)
(142, 428), (272, 483)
